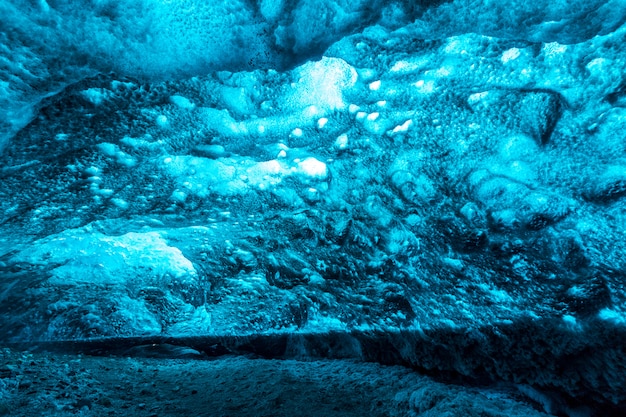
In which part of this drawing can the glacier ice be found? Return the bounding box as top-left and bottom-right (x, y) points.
(2, 0), (626, 415)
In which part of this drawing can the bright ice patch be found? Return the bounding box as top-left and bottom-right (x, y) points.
(369, 80), (381, 91)
(335, 133), (349, 150)
(14, 229), (197, 286)
(501, 48), (521, 63)
(291, 57), (358, 113)
(170, 95), (196, 110)
(297, 157), (328, 180)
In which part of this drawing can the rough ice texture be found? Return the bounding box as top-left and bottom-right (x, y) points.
(2, 0), (625, 151)
(2, 0), (626, 415)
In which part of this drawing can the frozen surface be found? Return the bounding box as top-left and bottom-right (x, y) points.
(2, 0), (626, 415)
(2, 0), (626, 150)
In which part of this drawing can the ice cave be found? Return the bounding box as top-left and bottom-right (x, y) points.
(1, 0), (626, 416)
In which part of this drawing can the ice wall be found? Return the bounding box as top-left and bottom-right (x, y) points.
(2, 0), (626, 414)
(0, 0), (381, 151)
(2, 0), (626, 151)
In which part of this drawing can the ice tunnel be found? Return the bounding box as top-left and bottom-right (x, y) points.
(1, 0), (626, 416)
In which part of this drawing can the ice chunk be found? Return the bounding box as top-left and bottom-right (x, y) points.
(81, 88), (110, 106)
(97, 142), (117, 157)
(369, 80), (381, 91)
(598, 308), (626, 325)
(498, 135), (539, 161)
(501, 48), (521, 63)
(96, 142), (136, 167)
(193, 144), (228, 159)
(392, 120), (413, 133)
(471, 171), (571, 230)
(297, 157), (328, 180)
(14, 229), (197, 286)
(467, 92), (492, 110)
(199, 107), (244, 136)
(156, 115), (169, 128)
(362, 114), (392, 135)
(290, 57), (357, 114)
(171, 190), (187, 203)
(390, 58), (429, 74)
(414, 80), (435, 94)
(583, 165), (626, 202)
(170, 95), (196, 110)
(259, 0), (284, 21)
(335, 133), (349, 150)
(348, 104), (360, 113)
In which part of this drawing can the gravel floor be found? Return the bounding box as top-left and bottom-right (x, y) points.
(0, 348), (552, 417)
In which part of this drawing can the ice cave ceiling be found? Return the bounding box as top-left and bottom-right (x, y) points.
(2, 0), (626, 414)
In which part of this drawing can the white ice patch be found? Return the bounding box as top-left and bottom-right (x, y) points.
(435, 66), (452, 77)
(14, 229), (197, 286)
(501, 48), (521, 63)
(156, 115), (169, 128)
(414, 79), (435, 94)
(361, 113), (392, 135)
(81, 88), (110, 106)
(443, 38), (469, 54)
(599, 308), (626, 325)
(392, 119), (413, 134)
(164, 156), (242, 197)
(586, 57), (608, 77)
(259, 0), (284, 21)
(255, 159), (284, 175)
(334, 133), (349, 150)
(199, 107), (245, 136)
(467, 91), (490, 108)
(562, 314), (580, 329)
(111, 198), (129, 209)
(290, 57), (357, 114)
(171, 189), (187, 203)
(170, 95), (196, 110)
(389, 57), (429, 74)
(96, 142), (136, 167)
(498, 135), (539, 161)
(369, 80), (381, 91)
(542, 42), (568, 58)
(163, 153), (329, 197)
(348, 104), (360, 113)
(97, 142), (117, 157)
(297, 157), (328, 180)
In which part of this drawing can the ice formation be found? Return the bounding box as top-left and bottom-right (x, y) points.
(2, 0), (626, 415)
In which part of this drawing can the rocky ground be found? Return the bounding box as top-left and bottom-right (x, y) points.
(0, 347), (554, 417)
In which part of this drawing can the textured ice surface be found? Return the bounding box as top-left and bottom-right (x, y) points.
(2, 0), (626, 415)
(2, 0), (626, 150)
